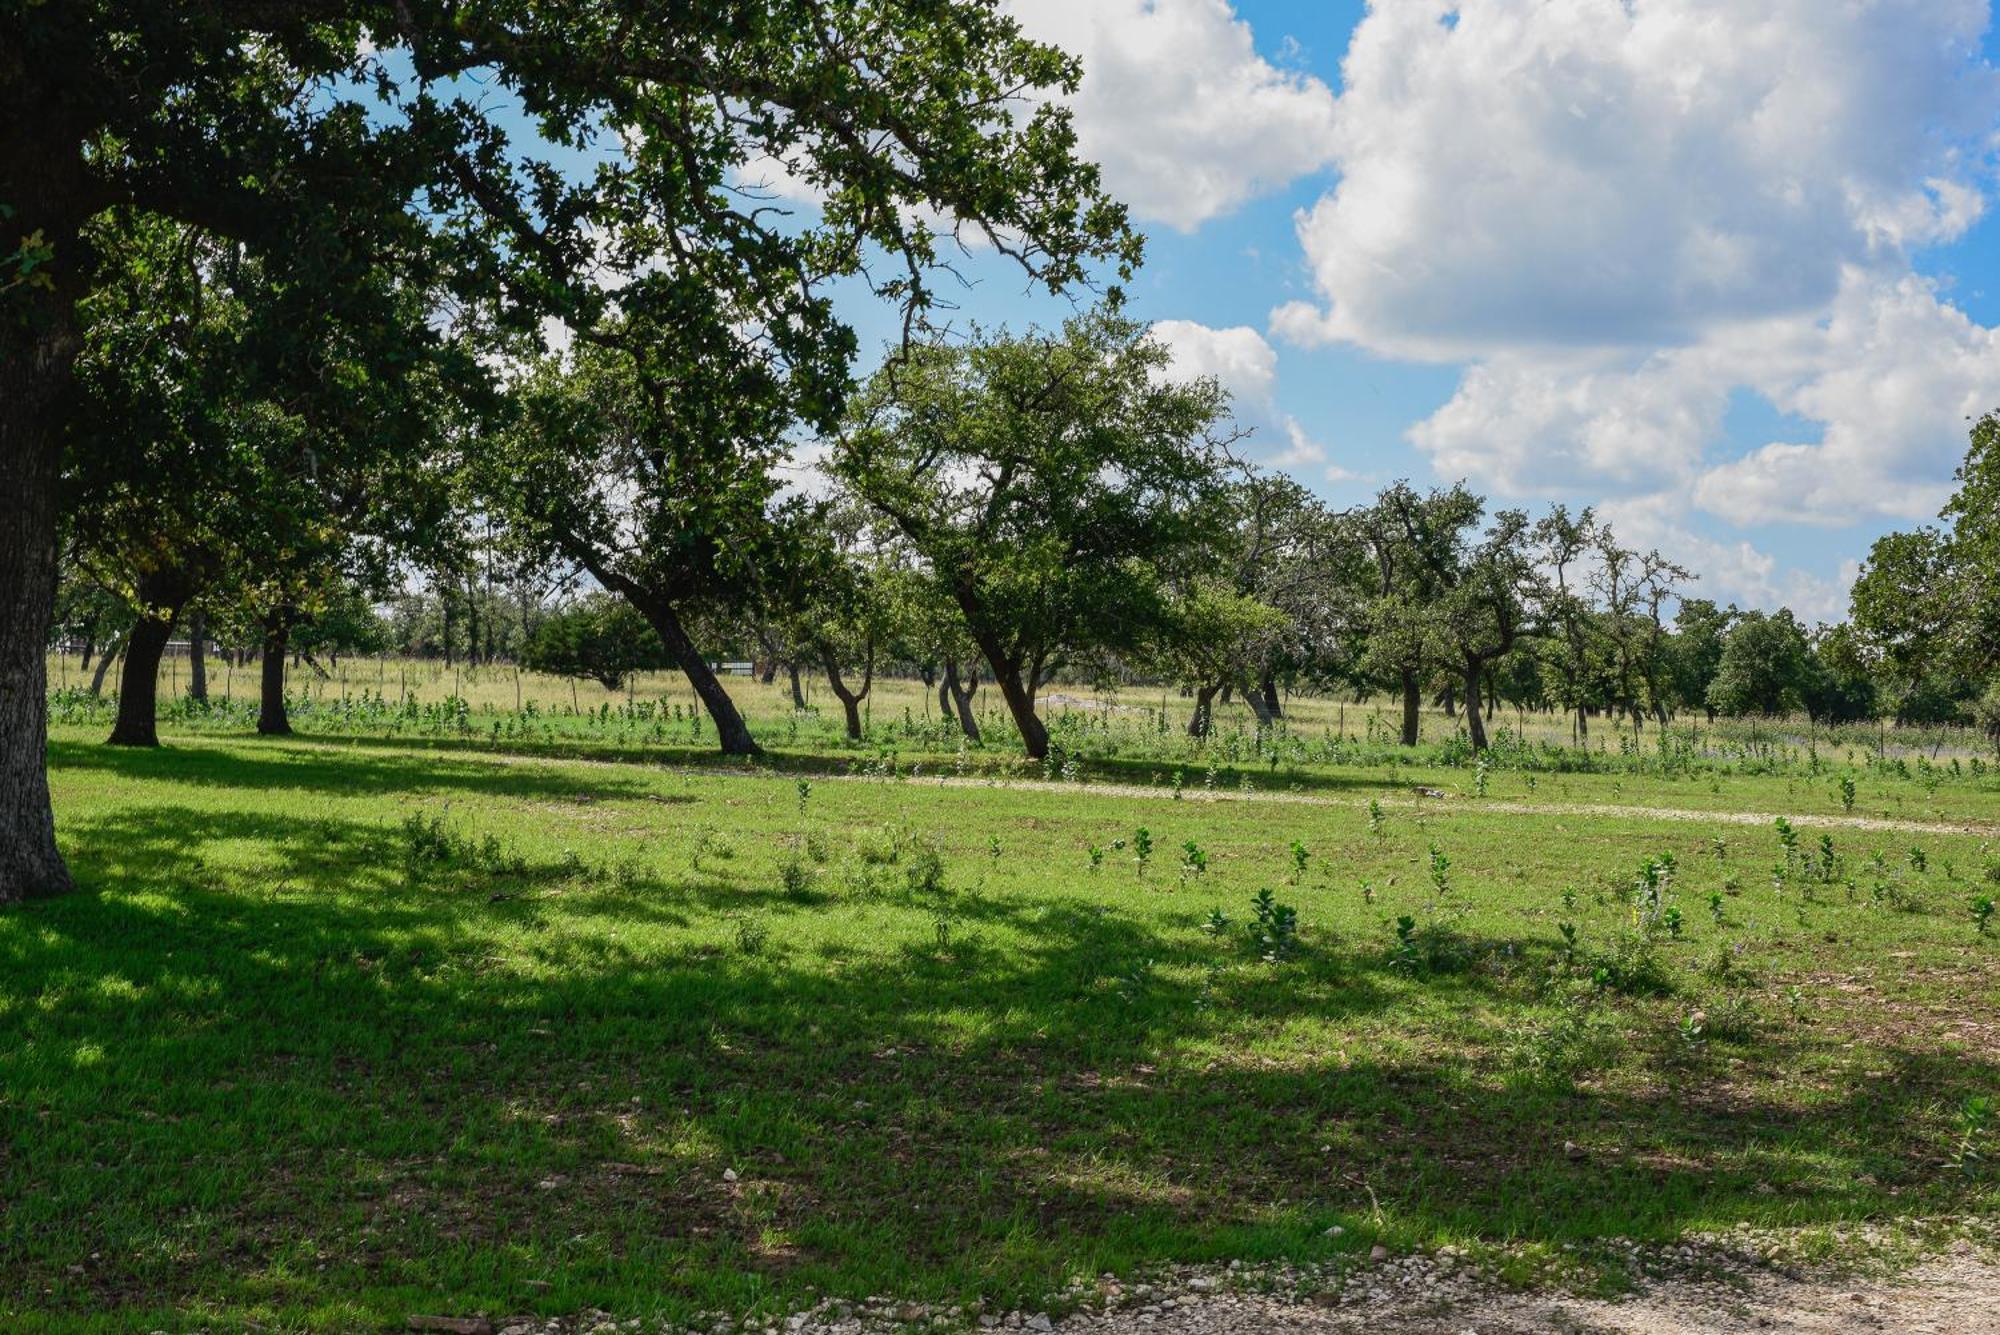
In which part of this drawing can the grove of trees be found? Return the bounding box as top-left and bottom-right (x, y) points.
(6, 8), (1997, 907)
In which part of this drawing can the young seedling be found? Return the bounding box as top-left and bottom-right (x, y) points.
(1427, 844), (1451, 896)
(1133, 826), (1153, 877)
(1289, 840), (1310, 884)
(1180, 839), (1209, 884)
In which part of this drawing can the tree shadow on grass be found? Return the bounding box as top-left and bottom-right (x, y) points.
(5, 797), (1996, 1328)
(48, 735), (666, 802)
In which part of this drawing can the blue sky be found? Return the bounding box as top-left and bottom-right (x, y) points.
(830, 0), (2000, 621)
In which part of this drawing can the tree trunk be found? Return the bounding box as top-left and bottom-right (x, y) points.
(1242, 677), (1275, 728)
(1187, 682), (1221, 738)
(1260, 672), (1283, 721)
(1400, 670), (1420, 747)
(787, 661), (806, 711)
(938, 671), (952, 721)
(108, 610), (178, 747)
(0, 117), (98, 900)
(187, 608), (209, 703)
(944, 659), (982, 742)
(1464, 661), (1489, 751)
(634, 597), (758, 755)
(1576, 703), (1589, 742)
(820, 639), (873, 742)
(259, 615), (293, 736)
(978, 646), (1047, 758)
(90, 630), (128, 697)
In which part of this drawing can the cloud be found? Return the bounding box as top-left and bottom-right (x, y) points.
(1597, 494), (1861, 623)
(1149, 319), (1348, 478)
(1277, 0), (1997, 360)
(1269, 0), (2000, 537)
(1006, 0), (1340, 231)
(1411, 268), (2000, 527)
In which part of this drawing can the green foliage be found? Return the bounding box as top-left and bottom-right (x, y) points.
(520, 597), (670, 690)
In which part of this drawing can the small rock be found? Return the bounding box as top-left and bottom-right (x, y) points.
(1025, 1315), (1053, 1332)
(1324, 1225), (1344, 1237)
(722, 1168), (739, 1183)
(1369, 1245), (1390, 1263)
(1563, 1141), (1586, 1161)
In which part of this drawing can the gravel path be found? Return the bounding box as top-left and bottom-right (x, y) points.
(1057, 1256), (2000, 1333)
(844, 771), (2000, 839)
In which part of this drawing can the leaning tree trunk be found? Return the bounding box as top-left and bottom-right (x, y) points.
(633, 597), (759, 755)
(820, 640), (873, 742)
(948, 655), (988, 739)
(187, 608), (208, 703)
(258, 615), (293, 736)
(107, 610), (179, 747)
(89, 629), (127, 697)
(977, 648), (1048, 758)
(1187, 681), (1221, 738)
(1400, 670), (1421, 747)
(1260, 672), (1283, 721)
(1242, 677), (1276, 728)
(1463, 661), (1489, 751)
(787, 662), (806, 712)
(0, 243), (83, 895)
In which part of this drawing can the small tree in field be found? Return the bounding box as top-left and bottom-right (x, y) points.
(1707, 609), (1814, 716)
(836, 312), (1240, 759)
(521, 597), (669, 692)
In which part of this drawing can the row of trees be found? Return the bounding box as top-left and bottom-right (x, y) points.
(62, 303), (1934, 770)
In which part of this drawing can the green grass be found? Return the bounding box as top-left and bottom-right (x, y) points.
(6, 724), (2000, 1333)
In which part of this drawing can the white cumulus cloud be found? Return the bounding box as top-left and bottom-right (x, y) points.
(1007, 0), (1340, 231)
(1268, 0), (2000, 541)
(1149, 319), (1347, 477)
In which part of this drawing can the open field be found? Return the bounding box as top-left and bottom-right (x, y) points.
(5, 704), (1999, 1333)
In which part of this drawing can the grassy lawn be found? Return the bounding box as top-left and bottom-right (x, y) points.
(6, 724), (1999, 1332)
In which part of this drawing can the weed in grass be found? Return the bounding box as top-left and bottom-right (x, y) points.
(733, 915), (771, 956)
(1974, 894), (1995, 935)
(1249, 887), (1299, 961)
(1910, 845), (1929, 873)
(1087, 844), (1105, 874)
(1950, 1096), (1994, 1176)
(1202, 907), (1232, 936)
(1289, 840), (1309, 884)
(796, 778), (812, 813)
(693, 826), (735, 869)
(780, 855), (814, 901)
(1427, 843), (1452, 896)
(1179, 839), (1209, 885)
(1368, 799), (1385, 836)
(1673, 1010), (1707, 1061)
(905, 837), (947, 897)
(1775, 817), (1800, 873)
